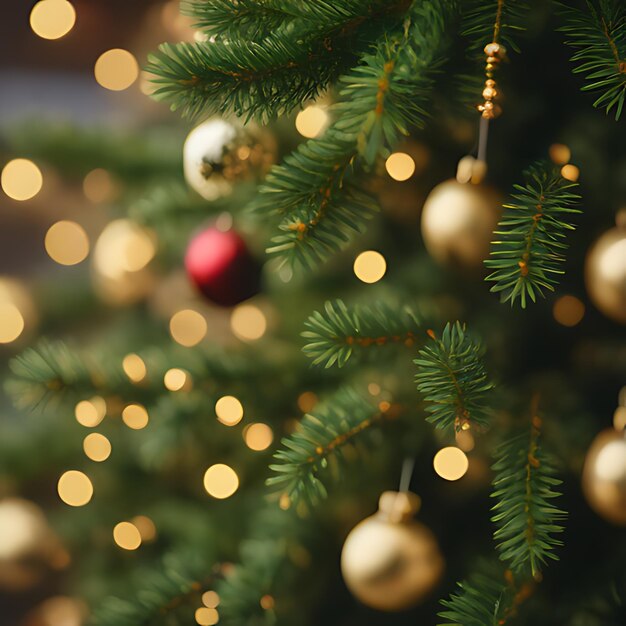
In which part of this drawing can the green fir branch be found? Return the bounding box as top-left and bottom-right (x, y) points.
(461, 0), (528, 52)
(491, 417), (567, 578)
(438, 571), (513, 626)
(559, 0), (626, 120)
(485, 162), (581, 308)
(414, 322), (493, 432)
(254, 0), (454, 267)
(266, 387), (386, 506)
(302, 299), (421, 368)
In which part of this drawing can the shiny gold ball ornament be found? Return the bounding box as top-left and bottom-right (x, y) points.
(420, 179), (501, 268)
(584, 224), (626, 324)
(183, 117), (276, 200)
(582, 428), (626, 525)
(341, 491), (444, 611)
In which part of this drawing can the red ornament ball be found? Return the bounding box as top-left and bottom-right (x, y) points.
(185, 226), (261, 307)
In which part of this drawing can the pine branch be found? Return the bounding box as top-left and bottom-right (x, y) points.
(266, 387), (388, 507)
(559, 0), (626, 120)
(414, 322), (493, 432)
(491, 416), (567, 578)
(93, 552), (211, 626)
(254, 0), (454, 267)
(148, 1), (408, 121)
(485, 162), (581, 308)
(439, 571), (512, 626)
(302, 299), (422, 368)
(461, 0), (527, 52)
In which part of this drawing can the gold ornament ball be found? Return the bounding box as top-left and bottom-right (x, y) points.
(420, 179), (501, 268)
(341, 491), (444, 611)
(582, 429), (626, 525)
(183, 117), (276, 201)
(584, 226), (626, 324)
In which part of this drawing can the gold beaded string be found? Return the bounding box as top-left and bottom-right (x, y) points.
(478, 0), (507, 120)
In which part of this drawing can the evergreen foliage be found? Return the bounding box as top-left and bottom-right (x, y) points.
(302, 299), (421, 368)
(461, 0), (528, 52)
(266, 387), (384, 506)
(485, 162), (582, 308)
(491, 418), (566, 577)
(559, 0), (626, 120)
(414, 322), (493, 432)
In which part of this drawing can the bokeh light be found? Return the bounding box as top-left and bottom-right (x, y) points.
(297, 391), (318, 413)
(30, 0), (76, 40)
(353, 250), (387, 283)
(45, 221), (90, 266)
(260, 595), (275, 610)
(169, 309), (207, 347)
(215, 395), (244, 426)
(94, 49), (139, 91)
(455, 429), (475, 452)
(58, 471), (93, 506)
(74, 397), (106, 427)
(561, 164), (580, 182)
(203, 464), (239, 499)
(83, 433), (111, 462)
(549, 143), (571, 165)
(131, 515), (157, 542)
(433, 446), (469, 481)
(230, 304), (267, 341)
(195, 607), (219, 626)
(83, 168), (116, 203)
(202, 591), (220, 608)
(553, 295), (585, 327)
(1, 159), (43, 201)
(385, 152), (416, 181)
(164, 368), (191, 391)
(122, 353), (147, 383)
(243, 423), (273, 451)
(113, 522), (142, 550)
(0, 303), (25, 344)
(122, 404), (149, 430)
(295, 106), (329, 138)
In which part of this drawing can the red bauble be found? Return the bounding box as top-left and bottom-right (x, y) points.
(185, 226), (261, 307)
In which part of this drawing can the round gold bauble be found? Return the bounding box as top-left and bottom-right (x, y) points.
(420, 179), (501, 268)
(341, 491), (444, 611)
(183, 118), (276, 201)
(0, 498), (68, 590)
(584, 226), (626, 324)
(582, 429), (626, 525)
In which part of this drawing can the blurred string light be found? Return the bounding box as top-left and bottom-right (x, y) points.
(1, 159), (43, 201)
(385, 152), (416, 181)
(169, 309), (207, 347)
(45, 221), (90, 266)
(549, 143), (571, 165)
(295, 105), (329, 138)
(561, 163), (580, 182)
(195, 607), (219, 626)
(243, 423), (273, 451)
(131, 515), (157, 542)
(122, 353), (147, 383)
(30, 0), (76, 40)
(260, 595), (275, 610)
(230, 304), (267, 341)
(164, 368), (191, 391)
(202, 591), (220, 608)
(433, 446), (469, 481)
(203, 464), (239, 499)
(113, 521), (142, 550)
(83, 168), (116, 203)
(94, 49), (139, 91)
(367, 383), (381, 396)
(74, 397), (106, 427)
(455, 429), (475, 452)
(553, 295), (585, 327)
(29, 596), (85, 626)
(0, 303), (24, 344)
(0, 279), (36, 345)
(122, 404), (149, 430)
(353, 250), (387, 284)
(57, 470), (93, 506)
(215, 395), (243, 426)
(297, 391), (318, 413)
(83, 433), (111, 462)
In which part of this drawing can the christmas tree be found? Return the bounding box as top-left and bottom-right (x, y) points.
(1, 1), (626, 625)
